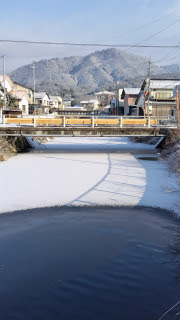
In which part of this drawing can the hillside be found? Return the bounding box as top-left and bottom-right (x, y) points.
(10, 48), (167, 96)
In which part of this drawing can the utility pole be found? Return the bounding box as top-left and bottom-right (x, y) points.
(144, 91), (149, 117)
(31, 61), (36, 104)
(47, 60), (52, 82)
(116, 70), (120, 115)
(49, 62), (52, 82)
(2, 56), (6, 109)
(147, 58), (151, 117)
(176, 85), (180, 128)
(144, 91), (146, 116)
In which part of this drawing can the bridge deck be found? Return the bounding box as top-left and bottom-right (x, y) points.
(0, 126), (174, 137)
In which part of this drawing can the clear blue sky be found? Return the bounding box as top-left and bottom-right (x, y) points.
(1, 0), (180, 71)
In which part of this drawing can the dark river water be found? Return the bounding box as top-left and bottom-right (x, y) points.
(0, 206), (180, 320)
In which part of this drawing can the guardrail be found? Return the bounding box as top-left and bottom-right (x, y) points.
(2, 115), (176, 128)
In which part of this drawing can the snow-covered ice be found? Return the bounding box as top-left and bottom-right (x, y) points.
(0, 137), (179, 215)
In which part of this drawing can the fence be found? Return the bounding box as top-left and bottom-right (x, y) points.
(2, 115), (176, 128)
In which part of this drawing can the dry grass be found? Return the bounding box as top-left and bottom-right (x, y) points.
(161, 130), (180, 180)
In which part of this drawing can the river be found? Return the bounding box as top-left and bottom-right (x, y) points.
(0, 137), (180, 319)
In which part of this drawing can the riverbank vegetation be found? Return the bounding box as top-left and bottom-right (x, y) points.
(0, 137), (32, 161)
(161, 129), (180, 180)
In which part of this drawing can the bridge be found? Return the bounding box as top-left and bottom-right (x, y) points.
(0, 115), (177, 137)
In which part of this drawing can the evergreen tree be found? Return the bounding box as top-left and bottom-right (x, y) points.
(0, 98), (3, 109)
(7, 93), (18, 109)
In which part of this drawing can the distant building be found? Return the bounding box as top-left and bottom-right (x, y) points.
(80, 99), (99, 110)
(110, 99), (116, 115)
(135, 79), (180, 117)
(29, 104), (49, 115)
(121, 88), (140, 115)
(34, 92), (50, 106)
(95, 91), (115, 107)
(49, 96), (63, 109)
(110, 89), (124, 115)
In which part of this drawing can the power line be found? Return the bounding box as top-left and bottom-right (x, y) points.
(123, 16), (180, 53)
(1, 39), (180, 49)
(154, 40), (180, 64)
(103, 8), (180, 44)
(163, 52), (180, 62)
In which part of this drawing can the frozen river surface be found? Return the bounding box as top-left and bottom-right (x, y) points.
(0, 137), (179, 214)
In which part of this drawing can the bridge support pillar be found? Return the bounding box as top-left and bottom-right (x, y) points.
(147, 117), (150, 128)
(119, 117), (122, 128)
(34, 117), (37, 127)
(3, 115), (6, 127)
(91, 116), (94, 128)
(63, 116), (66, 128)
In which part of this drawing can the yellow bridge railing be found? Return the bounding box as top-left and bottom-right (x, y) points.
(3, 116), (173, 128)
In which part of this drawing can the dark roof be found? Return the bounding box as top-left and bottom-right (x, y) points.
(121, 88), (140, 99)
(151, 78), (180, 81)
(13, 81), (33, 91)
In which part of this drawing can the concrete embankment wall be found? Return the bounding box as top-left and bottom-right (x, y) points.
(130, 130), (180, 149)
(131, 130), (180, 179)
(0, 136), (32, 161)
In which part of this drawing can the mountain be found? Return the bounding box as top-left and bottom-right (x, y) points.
(161, 63), (180, 74)
(10, 48), (167, 96)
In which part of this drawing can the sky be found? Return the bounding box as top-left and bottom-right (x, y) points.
(1, 0), (180, 72)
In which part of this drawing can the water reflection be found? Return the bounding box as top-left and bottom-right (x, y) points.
(0, 207), (179, 320)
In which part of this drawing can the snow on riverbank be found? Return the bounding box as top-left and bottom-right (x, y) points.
(0, 137), (179, 215)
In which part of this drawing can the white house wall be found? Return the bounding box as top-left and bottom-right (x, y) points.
(3, 79), (12, 92)
(42, 95), (49, 106)
(19, 96), (29, 114)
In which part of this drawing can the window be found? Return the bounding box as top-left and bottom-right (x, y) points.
(22, 105), (26, 112)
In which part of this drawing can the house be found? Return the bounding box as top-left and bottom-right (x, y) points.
(135, 78), (180, 117)
(110, 89), (124, 115)
(10, 90), (29, 114)
(29, 104), (49, 115)
(121, 88), (141, 115)
(110, 99), (116, 115)
(49, 96), (63, 109)
(63, 100), (72, 107)
(80, 100), (99, 110)
(12, 81), (34, 104)
(34, 92), (49, 106)
(0, 76), (34, 109)
(0, 75), (14, 93)
(95, 91), (115, 107)
(56, 96), (63, 108)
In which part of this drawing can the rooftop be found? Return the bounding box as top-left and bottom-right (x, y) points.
(123, 88), (141, 95)
(13, 81), (33, 91)
(81, 100), (98, 104)
(34, 92), (48, 99)
(11, 90), (27, 100)
(150, 79), (180, 89)
(95, 91), (115, 95)
(49, 97), (57, 102)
